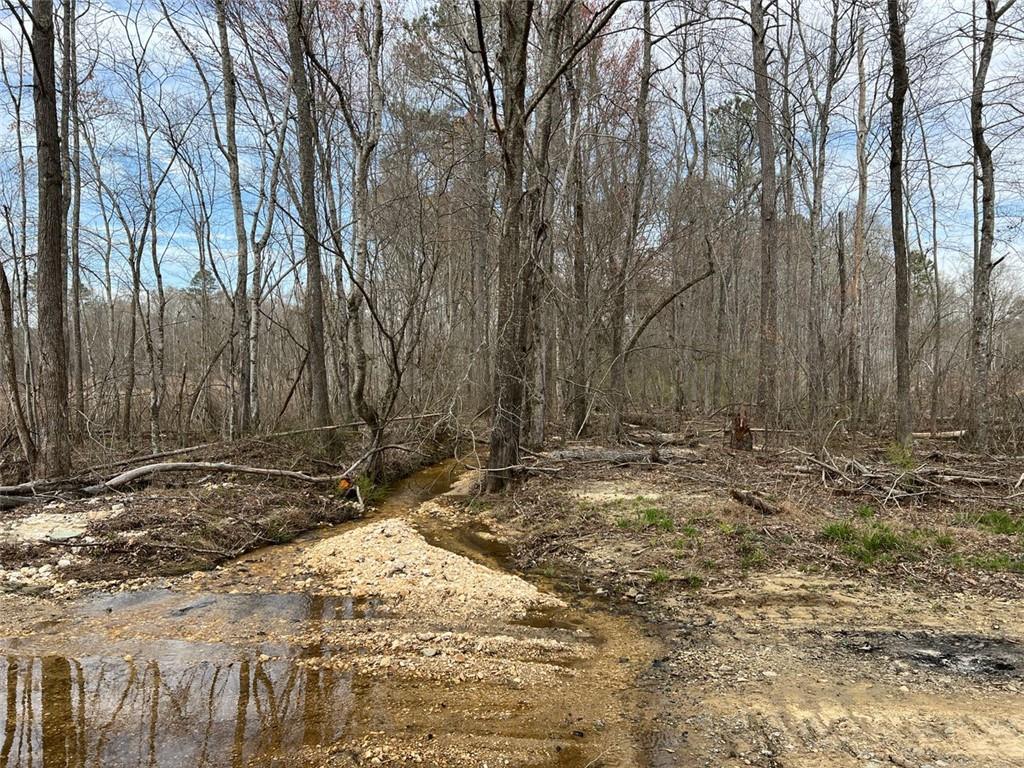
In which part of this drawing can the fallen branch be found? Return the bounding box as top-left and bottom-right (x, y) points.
(82, 462), (348, 495)
(0, 495), (37, 510)
(729, 489), (782, 516)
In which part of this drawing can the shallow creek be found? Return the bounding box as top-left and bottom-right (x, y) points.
(0, 462), (657, 767)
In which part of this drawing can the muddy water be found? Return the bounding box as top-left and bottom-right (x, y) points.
(0, 462), (655, 768)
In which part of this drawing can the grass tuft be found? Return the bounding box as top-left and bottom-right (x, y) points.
(821, 519), (918, 565)
(973, 509), (1024, 536)
(884, 442), (916, 470)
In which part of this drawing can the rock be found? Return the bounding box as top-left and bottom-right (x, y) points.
(57, 558), (72, 568)
(421, 648), (440, 658)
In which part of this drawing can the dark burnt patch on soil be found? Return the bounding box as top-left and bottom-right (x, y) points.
(841, 629), (1024, 678)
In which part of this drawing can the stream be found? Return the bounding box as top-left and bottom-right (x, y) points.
(0, 462), (656, 768)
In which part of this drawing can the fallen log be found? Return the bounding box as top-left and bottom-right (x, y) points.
(0, 495), (36, 510)
(729, 489), (782, 515)
(542, 447), (702, 464)
(81, 462), (347, 495)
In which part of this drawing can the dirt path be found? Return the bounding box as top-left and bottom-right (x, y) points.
(480, 453), (1024, 768)
(0, 462), (658, 768)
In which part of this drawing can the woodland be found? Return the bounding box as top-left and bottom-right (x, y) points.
(0, 0), (1019, 488)
(2, 3), (1024, 768)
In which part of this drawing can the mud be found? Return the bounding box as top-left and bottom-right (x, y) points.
(0, 461), (658, 768)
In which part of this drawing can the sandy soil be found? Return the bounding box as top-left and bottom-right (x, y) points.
(301, 517), (564, 621)
(0, 462), (658, 768)
(477, 447), (1024, 768)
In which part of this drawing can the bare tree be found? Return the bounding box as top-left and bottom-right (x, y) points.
(28, 0), (71, 475)
(286, 0), (332, 428)
(750, 0), (778, 429)
(888, 0), (912, 447)
(967, 0), (1016, 447)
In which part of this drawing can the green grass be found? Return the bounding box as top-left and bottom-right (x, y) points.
(354, 474), (389, 506)
(970, 553), (1024, 573)
(678, 572), (703, 589)
(650, 567), (670, 583)
(884, 441), (917, 470)
(854, 504), (876, 519)
(739, 543), (767, 568)
(973, 510), (1024, 536)
(638, 507), (674, 531)
(821, 520), (919, 565)
(821, 521), (857, 543)
(616, 506), (675, 532)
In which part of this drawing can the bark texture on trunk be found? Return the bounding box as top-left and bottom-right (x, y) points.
(215, 0), (252, 436)
(888, 0), (912, 447)
(485, 0), (534, 492)
(968, 0), (1014, 447)
(750, 0), (778, 429)
(287, 0), (332, 428)
(32, 0), (71, 476)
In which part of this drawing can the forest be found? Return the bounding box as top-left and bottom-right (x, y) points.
(0, 1), (1023, 767)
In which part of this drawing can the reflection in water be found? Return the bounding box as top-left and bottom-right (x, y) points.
(0, 462), (468, 768)
(0, 633), (353, 767)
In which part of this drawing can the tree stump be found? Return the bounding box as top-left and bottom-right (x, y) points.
(730, 408), (753, 451)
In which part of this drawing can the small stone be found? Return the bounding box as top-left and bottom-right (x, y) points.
(421, 648), (440, 658)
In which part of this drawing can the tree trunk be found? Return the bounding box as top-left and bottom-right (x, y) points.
(608, 0), (651, 440)
(848, 25), (868, 424)
(287, 0), (332, 428)
(485, 0), (534, 492)
(967, 0), (1012, 447)
(888, 0), (913, 447)
(62, 0), (85, 441)
(0, 248), (34, 466)
(32, 0), (71, 476)
(215, 0), (252, 437)
(750, 0), (778, 430)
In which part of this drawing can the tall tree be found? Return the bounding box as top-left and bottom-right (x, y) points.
(286, 0), (332, 428)
(968, 0), (1016, 447)
(750, 0), (778, 428)
(607, 0), (652, 440)
(888, 0), (912, 447)
(482, 0), (534, 492)
(214, 0), (253, 436)
(30, 0), (71, 475)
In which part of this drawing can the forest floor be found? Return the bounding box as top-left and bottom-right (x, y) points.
(468, 436), (1024, 767)
(0, 430), (1022, 766)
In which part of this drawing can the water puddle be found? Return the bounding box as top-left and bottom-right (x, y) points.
(0, 460), (654, 767)
(0, 650), (354, 767)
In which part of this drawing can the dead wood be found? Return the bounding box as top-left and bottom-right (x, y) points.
(729, 489), (781, 515)
(542, 447), (702, 464)
(0, 495), (35, 509)
(81, 461), (348, 495)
